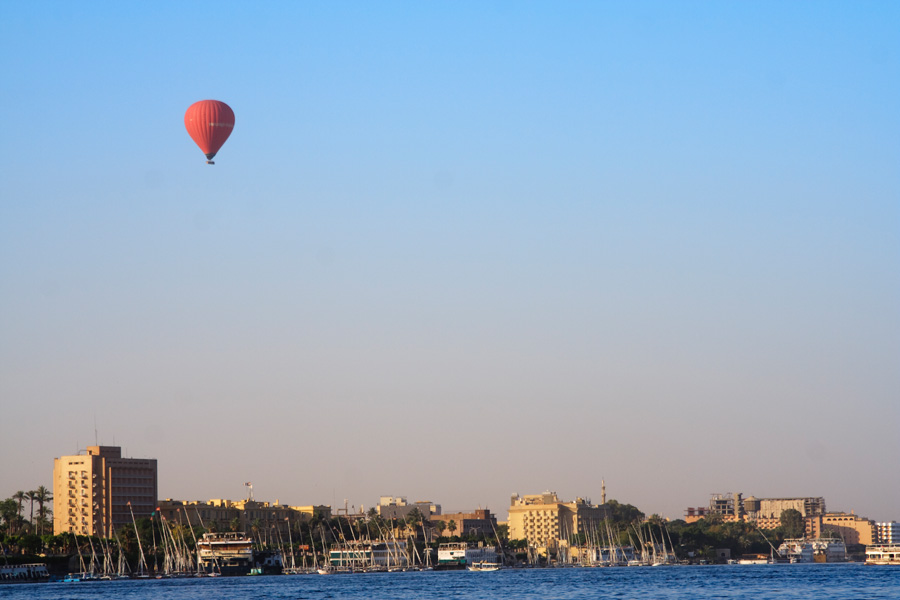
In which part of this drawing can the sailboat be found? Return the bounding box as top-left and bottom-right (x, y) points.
(316, 526), (334, 574)
(128, 502), (150, 578)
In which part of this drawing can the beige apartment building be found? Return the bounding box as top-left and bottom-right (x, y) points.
(815, 513), (876, 545)
(508, 492), (608, 549)
(53, 446), (157, 537)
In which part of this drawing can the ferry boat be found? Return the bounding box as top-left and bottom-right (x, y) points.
(197, 531), (283, 576)
(777, 538), (846, 563)
(328, 540), (408, 571)
(198, 531), (254, 575)
(0, 563), (50, 584)
(437, 542), (469, 569)
(438, 542), (500, 570)
(865, 545), (900, 565)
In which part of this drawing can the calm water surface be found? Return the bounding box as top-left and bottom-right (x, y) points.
(2, 564), (897, 600)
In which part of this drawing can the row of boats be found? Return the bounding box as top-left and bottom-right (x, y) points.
(3, 543), (898, 584)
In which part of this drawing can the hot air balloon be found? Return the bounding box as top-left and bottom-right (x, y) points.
(184, 100), (235, 164)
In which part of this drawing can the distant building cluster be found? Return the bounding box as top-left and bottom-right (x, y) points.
(50, 445), (895, 550)
(156, 498), (331, 541)
(684, 492), (890, 545)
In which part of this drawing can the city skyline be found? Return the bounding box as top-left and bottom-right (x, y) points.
(2, 2), (898, 525)
(13, 441), (899, 525)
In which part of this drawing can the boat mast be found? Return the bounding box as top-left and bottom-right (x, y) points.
(127, 502), (148, 576)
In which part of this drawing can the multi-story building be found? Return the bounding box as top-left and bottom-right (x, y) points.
(507, 492), (608, 549)
(429, 509), (497, 537)
(685, 494), (829, 538)
(683, 506), (710, 519)
(811, 513), (876, 545)
(685, 494), (826, 524)
(375, 496), (440, 521)
(876, 521), (900, 544)
(754, 497), (826, 520)
(708, 493), (745, 518)
(53, 445), (157, 537)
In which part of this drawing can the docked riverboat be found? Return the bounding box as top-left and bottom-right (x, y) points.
(438, 542), (500, 570)
(865, 545), (900, 565)
(0, 563), (50, 584)
(197, 532), (282, 576)
(777, 538), (846, 563)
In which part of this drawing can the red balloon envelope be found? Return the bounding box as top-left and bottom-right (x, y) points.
(184, 100), (235, 164)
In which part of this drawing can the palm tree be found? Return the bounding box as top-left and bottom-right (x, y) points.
(26, 490), (38, 529)
(12, 491), (26, 518)
(33, 486), (53, 535)
(447, 520), (457, 537)
(251, 518), (263, 548)
(1, 499), (19, 533)
(405, 509), (423, 532)
(12, 491), (26, 534)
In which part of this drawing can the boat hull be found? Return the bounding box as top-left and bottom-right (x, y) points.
(0, 564), (50, 584)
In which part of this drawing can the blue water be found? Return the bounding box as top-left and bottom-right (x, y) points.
(1, 565), (897, 600)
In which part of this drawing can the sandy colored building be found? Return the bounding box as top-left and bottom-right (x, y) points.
(53, 446), (157, 537)
(507, 492), (608, 549)
(813, 512), (876, 545)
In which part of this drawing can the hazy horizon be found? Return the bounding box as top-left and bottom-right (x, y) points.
(2, 1), (898, 525)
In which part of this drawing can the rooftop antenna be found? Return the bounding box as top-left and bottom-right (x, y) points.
(94, 414), (98, 446)
(245, 482), (253, 501)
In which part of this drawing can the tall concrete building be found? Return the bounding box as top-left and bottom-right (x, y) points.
(53, 446), (157, 537)
(508, 491), (608, 549)
(877, 521), (900, 544)
(754, 497), (826, 520)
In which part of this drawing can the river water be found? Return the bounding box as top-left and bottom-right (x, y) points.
(1, 564), (897, 600)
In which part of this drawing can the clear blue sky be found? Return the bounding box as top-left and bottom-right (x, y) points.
(2, 1), (898, 522)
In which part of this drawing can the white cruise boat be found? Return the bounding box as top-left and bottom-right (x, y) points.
(865, 545), (900, 565)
